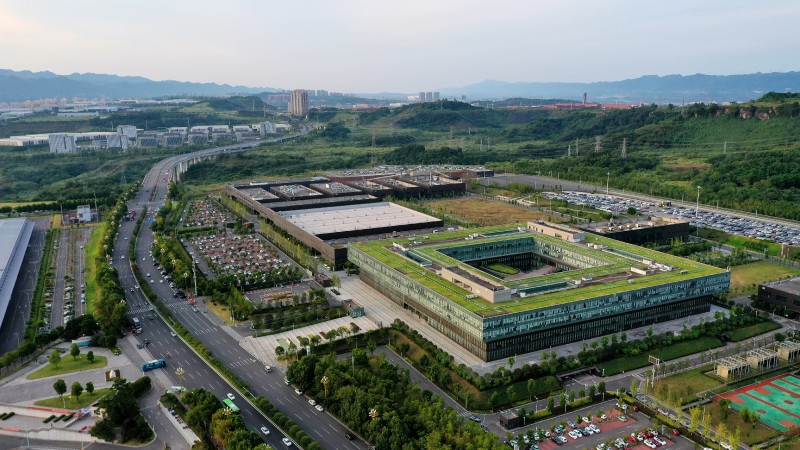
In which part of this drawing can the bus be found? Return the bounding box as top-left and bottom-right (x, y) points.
(141, 359), (166, 372)
(222, 398), (240, 413)
(132, 317), (142, 334)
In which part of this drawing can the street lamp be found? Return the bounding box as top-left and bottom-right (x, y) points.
(696, 185), (701, 218)
(175, 367), (185, 393)
(606, 172), (610, 195)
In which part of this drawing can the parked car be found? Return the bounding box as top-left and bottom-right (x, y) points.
(260, 426), (270, 435)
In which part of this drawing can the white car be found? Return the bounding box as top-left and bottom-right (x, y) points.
(227, 393), (235, 401)
(170, 332), (177, 337)
(294, 388), (303, 395)
(150, 279), (154, 284)
(315, 404), (324, 412)
(308, 399), (316, 406)
(644, 440), (657, 449)
(282, 437), (293, 446)
(260, 426), (270, 435)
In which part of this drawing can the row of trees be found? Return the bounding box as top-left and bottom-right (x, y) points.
(287, 352), (507, 449)
(179, 388), (267, 450)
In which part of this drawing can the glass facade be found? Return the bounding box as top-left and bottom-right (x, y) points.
(350, 241), (730, 362)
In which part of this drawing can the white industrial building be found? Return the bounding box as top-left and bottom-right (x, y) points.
(258, 121), (277, 137)
(0, 218), (33, 334)
(48, 134), (77, 153)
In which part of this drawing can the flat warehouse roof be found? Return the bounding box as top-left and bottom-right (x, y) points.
(279, 202), (440, 236)
(0, 218), (33, 331)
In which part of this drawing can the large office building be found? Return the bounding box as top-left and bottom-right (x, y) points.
(288, 89), (309, 116)
(0, 219), (33, 332)
(349, 221), (730, 361)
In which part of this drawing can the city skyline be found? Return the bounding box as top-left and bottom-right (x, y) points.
(1, 0), (799, 93)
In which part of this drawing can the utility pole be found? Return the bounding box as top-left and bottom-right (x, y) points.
(594, 136), (601, 153)
(621, 138), (627, 158)
(574, 138), (579, 156)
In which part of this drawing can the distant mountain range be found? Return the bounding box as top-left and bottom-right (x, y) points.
(437, 72), (800, 103)
(1, 68), (799, 104)
(0, 69), (275, 102)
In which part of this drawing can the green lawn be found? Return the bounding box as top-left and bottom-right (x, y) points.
(485, 263), (519, 275)
(653, 366), (721, 402)
(730, 261), (800, 295)
(28, 355), (107, 380)
(704, 401), (780, 445)
(83, 222), (106, 313)
(34, 388), (110, 409)
(726, 321), (782, 342)
(598, 337), (724, 376)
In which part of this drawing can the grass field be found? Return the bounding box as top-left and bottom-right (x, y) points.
(207, 301), (233, 325)
(34, 388), (110, 409)
(730, 261), (800, 294)
(0, 201), (55, 208)
(83, 222), (105, 313)
(598, 337), (725, 376)
(425, 197), (552, 226)
(706, 397), (781, 445)
(28, 355), (108, 380)
(653, 366), (721, 402)
(726, 321), (782, 341)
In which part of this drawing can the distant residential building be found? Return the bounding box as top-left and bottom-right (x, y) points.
(419, 91), (426, 103)
(267, 94), (291, 104)
(117, 125), (138, 140)
(288, 89), (309, 116)
(425, 92), (433, 102)
(433, 92), (440, 101)
(258, 121), (277, 137)
(49, 134), (77, 153)
(275, 123), (292, 132)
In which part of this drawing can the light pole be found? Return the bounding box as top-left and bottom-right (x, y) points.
(606, 172), (610, 195)
(696, 185), (701, 218)
(175, 367), (184, 388)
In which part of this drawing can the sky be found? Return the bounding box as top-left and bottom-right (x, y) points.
(2, 0), (799, 93)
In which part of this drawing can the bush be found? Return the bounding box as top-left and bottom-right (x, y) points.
(43, 415), (55, 423)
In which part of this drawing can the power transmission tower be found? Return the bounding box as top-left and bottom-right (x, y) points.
(567, 144), (572, 157)
(621, 138), (627, 159)
(120, 168), (127, 186)
(575, 139), (579, 156)
(594, 136), (602, 153)
(372, 133), (376, 148)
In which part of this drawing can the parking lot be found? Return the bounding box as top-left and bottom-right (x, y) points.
(506, 403), (687, 450)
(181, 199), (234, 229)
(541, 191), (800, 246)
(186, 232), (291, 278)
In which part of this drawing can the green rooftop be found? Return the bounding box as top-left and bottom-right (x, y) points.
(350, 224), (728, 317)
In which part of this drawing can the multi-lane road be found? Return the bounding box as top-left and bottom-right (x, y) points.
(111, 130), (366, 449)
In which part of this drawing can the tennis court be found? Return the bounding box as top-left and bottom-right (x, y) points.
(717, 374), (800, 431)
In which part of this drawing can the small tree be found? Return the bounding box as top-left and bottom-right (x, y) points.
(719, 398), (731, 420)
(48, 349), (61, 368)
(86, 381), (95, 395)
(71, 381), (83, 401)
(506, 386), (517, 405)
(86, 351), (95, 363)
(53, 378), (67, 400)
(275, 346), (285, 357)
(630, 378), (639, 397)
(527, 379), (536, 402)
(689, 406), (702, 433)
(70, 343), (80, 360)
(547, 396), (555, 412)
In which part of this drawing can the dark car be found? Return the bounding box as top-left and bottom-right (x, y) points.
(344, 432), (355, 440)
